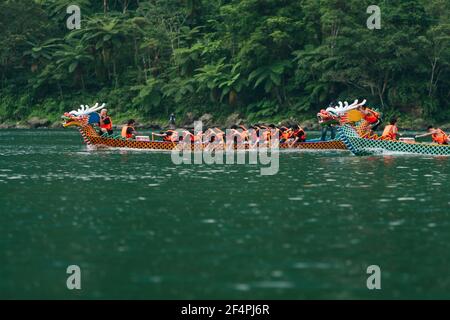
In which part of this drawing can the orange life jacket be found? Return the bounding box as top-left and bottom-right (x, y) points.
(100, 116), (112, 130)
(432, 129), (448, 144)
(363, 109), (379, 124)
(281, 130), (292, 141)
(382, 124), (398, 140)
(121, 125), (134, 139)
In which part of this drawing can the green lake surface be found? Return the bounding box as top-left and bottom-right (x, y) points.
(1, 129), (450, 299)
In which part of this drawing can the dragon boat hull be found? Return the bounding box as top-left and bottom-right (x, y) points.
(78, 126), (347, 151)
(339, 125), (450, 156)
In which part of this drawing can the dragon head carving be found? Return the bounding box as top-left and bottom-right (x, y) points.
(62, 103), (105, 127)
(317, 99), (367, 125)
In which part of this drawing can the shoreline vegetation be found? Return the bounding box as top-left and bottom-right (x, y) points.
(0, 113), (448, 131)
(0, 1), (449, 131)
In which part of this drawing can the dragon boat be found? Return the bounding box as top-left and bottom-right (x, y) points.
(317, 98), (450, 156)
(336, 107), (450, 156)
(339, 124), (450, 156)
(62, 103), (348, 151)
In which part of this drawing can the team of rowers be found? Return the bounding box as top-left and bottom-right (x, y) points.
(367, 113), (450, 145)
(98, 110), (307, 146)
(151, 124), (307, 146)
(98, 107), (450, 146)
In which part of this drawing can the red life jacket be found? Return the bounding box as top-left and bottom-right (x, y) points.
(294, 129), (306, 141)
(100, 116), (112, 130)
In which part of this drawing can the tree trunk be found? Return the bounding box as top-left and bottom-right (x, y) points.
(429, 58), (437, 97)
(80, 70), (86, 91)
(58, 81), (64, 100)
(104, 0), (108, 14)
(113, 59), (118, 88)
(377, 87), (385, 109)
(123, 0), (129, 14)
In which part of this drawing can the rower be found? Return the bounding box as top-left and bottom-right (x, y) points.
(264, 124), (279, 143)
(249, 125), (260, 148)
(99, 108), (113, 135)
(294, 126), (306, 142)
(152, 130), (178, 142)
(359, 106), (381, 130)
(289, 126), (306, 147)
(230, 125), (243, 147)
(279, 127), (293, 143)
(213, 128), (225, 143)
(181, 130), (194, 143)
(194, 130), (203, 143)
(415, 126), (450, 145)
(381, 118), (400, 140)
(121, 119), (136, 139)
(239, 125), (250, 143)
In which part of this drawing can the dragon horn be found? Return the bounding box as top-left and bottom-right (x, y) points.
(88, 103), (98, 112)
(343, 100), (359, 111)
(338, 101), (343, 109)
(75, 105), (84, 115)
(360, 99), (367, 106)
(344, 101), (349, 107)
(90, 103), (105, 113)
(355, 99), (366, 108)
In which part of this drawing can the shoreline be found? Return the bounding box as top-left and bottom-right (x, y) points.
(1, 111), (448, 132)
(0, 121), (447, 132)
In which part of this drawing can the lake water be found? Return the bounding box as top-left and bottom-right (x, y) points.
(1, 129), (450, 299)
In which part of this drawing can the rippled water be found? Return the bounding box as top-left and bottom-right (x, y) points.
(1, 129), (450, 299)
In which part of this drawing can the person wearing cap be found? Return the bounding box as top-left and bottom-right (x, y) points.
(99, 108), (113, 135)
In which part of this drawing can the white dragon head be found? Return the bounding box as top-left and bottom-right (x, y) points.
(326, 99), (367, 115)
(62, 103), (106, 127)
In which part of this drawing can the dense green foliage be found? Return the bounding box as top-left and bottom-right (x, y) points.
(0, 0), (449, 126)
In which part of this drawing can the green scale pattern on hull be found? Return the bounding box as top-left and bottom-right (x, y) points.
(338, 125), (450, 156)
